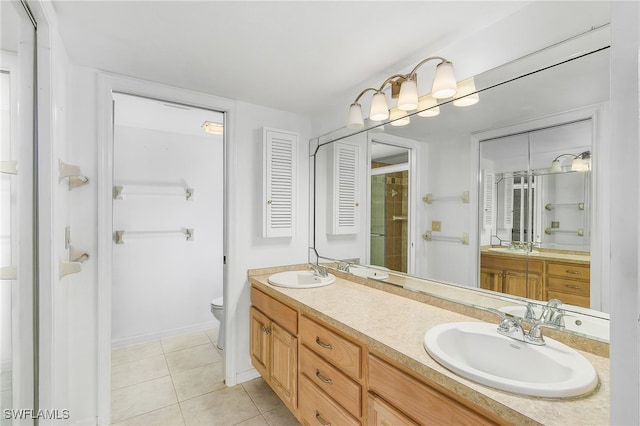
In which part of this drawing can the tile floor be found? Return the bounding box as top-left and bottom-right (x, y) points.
(111, 329), (299, 426)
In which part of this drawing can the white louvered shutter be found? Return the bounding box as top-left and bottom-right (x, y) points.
(328, 142), (359, 234)
(263, 128), (297, 238)
(503, 176), (514, 229)
(483, 170), (495, 230)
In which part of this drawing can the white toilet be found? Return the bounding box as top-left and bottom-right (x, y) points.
(210, 297), (224, 350)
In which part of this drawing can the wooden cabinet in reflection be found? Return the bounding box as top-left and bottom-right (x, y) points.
(480, 253), (544, 301)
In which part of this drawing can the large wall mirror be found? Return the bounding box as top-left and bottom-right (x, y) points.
(310, 25), (610, 341)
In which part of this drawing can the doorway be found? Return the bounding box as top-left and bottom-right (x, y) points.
(369, 141), (413, 273)
(111, 93), (224, 345)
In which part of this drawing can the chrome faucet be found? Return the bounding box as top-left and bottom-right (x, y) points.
(308, 263), (328, 277)
(527, 321), (565, 345)
(497, 314), (526, 341)
(540, 298), (565, 327)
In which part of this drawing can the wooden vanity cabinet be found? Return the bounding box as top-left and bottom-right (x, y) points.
(367, 354), (501, 425)
(298, 315), (363, 425)
(480, 254), (544, 300)
(250, 288), (298, 413)
(546, 261), (590, 307)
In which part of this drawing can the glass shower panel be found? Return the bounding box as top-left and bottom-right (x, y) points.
(1, 1), (37, 421)
(370, 175), (385, 266)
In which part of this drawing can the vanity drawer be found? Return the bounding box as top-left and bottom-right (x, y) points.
(547, 276), (590, 297)
(299, 374), (360, 426)
(251, 287), (297, 335)
(368, 355), (497, 426)
(547, 262), (590, 280)
(300, 316), (362, 379)
(300, 345), (362, 417)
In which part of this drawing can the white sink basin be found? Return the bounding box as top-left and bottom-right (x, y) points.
(499, 305), (610, 341)
(349, 265), (389, 280)
(487, 247), (539, 255)
(268, 270), (335, 289)
(424, 322), (598, 398)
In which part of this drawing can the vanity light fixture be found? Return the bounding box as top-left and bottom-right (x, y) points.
(346, 56), (457, 129)
(202, 121), (224, 135)
(549, 151), (591, 173)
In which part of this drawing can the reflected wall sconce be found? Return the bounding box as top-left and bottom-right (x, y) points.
(549, 151), (591, 173)
(347, 56), (457, 129)
(202, 121), (224, 135)
(452, 77), (479, 107)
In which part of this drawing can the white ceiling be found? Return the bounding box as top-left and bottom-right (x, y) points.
(51, 1), (531, 116)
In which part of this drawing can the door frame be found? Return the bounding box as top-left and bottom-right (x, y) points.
(366, 133), (419, 275)
(96, 74), (236, 424)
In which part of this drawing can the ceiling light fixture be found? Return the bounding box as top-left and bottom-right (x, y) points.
(549, 151), (591, 173)
(202, 121), (224, 135)
(347, 56), (457, 129)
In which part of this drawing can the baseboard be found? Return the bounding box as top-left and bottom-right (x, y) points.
(111, 320), (219, 348)
(236, 367), (261, 384)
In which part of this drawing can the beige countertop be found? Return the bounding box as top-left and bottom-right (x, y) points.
(249, 270), (609, 426)
(481, 247), (591, 264)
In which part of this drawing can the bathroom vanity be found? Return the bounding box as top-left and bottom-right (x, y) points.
(480, 249), (591, 307)
(248, 266), (609, 425)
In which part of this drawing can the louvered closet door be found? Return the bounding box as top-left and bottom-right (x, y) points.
(329, 142), (359, 235)
(263, 128), (298, 238)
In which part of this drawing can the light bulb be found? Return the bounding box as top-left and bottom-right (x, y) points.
(432, 61), (457, 99)
(369, 92), (390, 121)
(347, 103), (364, 129)
(417, 94), (440, 117)
(397, 77), (419, 111)
(453, 77), (479, 107)
(389, 109), (410, 126)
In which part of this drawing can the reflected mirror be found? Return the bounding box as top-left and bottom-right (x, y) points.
(311, 25), (610, 341)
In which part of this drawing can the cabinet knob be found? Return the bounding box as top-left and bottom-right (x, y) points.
(267, 200), (272, 205)
(262, 326), (271, 334)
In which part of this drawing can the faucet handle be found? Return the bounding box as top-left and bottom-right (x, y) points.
(497, 314), (525, 341)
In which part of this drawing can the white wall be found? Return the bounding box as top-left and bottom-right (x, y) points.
(609, 2), (640, 424)
(111, 124), (222, 344)
(226, 101), (310, 383)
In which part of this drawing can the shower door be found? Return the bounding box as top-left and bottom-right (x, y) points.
(1, 1), (37, 421)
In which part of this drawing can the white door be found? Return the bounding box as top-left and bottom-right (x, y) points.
(111, 94), (224, 343)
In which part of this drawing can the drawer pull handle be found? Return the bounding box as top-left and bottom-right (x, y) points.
(262, 326), (271, 334)
(315, 337), (333, 350)
(566, 270), (581, 275)
(315, 369), (333, 385)
(315, 411), (331, 426)
(566, 284), (582, 289)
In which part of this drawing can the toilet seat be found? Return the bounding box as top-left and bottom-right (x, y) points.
(211, 297), (223, 308)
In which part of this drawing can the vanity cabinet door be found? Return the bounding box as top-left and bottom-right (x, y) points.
(480, 267), (503, 292)
(250, 307), (270, 379)
(503, 270), (543, 300)
(250, 289), (299, 414)
(270, 321), (298, 409)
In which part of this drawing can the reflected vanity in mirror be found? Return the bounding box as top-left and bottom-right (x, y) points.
(310, 25), (610, 341)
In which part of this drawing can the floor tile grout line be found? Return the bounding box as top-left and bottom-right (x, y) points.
(167, 352), (188, 426)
